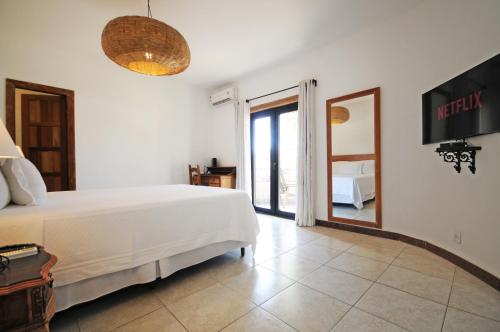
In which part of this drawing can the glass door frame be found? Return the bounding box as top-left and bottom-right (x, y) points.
(250, 102), (298, 220)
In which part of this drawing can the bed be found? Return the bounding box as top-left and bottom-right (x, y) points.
(0, 184), (259, 311)
(332, 160), (375, 209)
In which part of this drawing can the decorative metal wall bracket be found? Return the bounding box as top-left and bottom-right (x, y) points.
(435, 140), (481, 174)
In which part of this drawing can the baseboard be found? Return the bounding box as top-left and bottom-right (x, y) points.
(316, 219), (499, 291)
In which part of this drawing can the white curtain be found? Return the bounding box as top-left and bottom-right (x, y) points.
(235, 100), (252, 196)
(296, 79), (316, 227)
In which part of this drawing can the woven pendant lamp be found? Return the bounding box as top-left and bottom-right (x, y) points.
(331, 106), (350, 124)
(101, 1), (190, 76)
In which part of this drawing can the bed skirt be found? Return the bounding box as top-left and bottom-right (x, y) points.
(55, 240), (247, 311)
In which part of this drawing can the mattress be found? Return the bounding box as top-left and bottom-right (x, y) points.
(332, 173), (375, 209)
(0, 184), (259, 288)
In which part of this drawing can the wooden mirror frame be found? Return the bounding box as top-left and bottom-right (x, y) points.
(326, 87), (381, 228)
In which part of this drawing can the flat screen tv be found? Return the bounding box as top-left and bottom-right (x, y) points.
(422, 53), (500, 144)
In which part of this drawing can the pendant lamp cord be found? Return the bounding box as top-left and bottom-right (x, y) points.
(147, 0), (152, 18)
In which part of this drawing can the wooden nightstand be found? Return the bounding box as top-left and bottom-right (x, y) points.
(0, 247), (57, 332)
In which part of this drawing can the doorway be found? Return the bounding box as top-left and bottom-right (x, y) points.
(6, 79), (76, 191)
(251, 102), (298, 219)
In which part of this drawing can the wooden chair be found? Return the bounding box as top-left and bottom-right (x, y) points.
(188, 164), (201, 185)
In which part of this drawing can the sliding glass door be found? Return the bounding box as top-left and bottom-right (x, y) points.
(251, 103), (298, 219)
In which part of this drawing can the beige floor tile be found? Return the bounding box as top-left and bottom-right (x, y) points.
(221, 307), (295, 332)
(327, 252), (389, 281)
(453, 267), (490, 286)
(154, 265), (217, 305)
(355, 210), (376, 222)
(347, 242), (402, 263)
(356, 283), (446, 332)
(262, 283), (350, 332)
(449, 269), (500, 321)
(300, 266), (372, 305)
(377, 265), (452, 304)
(167, 283), (255, 332)
(114, 308), (186, 332)
(258, 215), (295, 236)
(240, 242), (283, 264)
(222, 266), (294, 304)
(309, 236), (356, 251)
(260, 252), (322, 280)
(287, 242), (342, 264)
(362, 236), (405, 248)
(264, 233), (300, 252)
(442, 307), (500, 332)
(313, 227), (368, 243)
(77, 287), (162, 332)
(400, 245), (439, 259)
(392, 246), (455, 281)
(256, 234), (279, 248)
(307, 226), (335, 235)
(332, 307), (407, 332)
(57, 214), (500, 332)
(203, 253), (255, 281)
(282, 228), (323, 244)
(342, 231), (374, 243)
(330, 201), (377, 222)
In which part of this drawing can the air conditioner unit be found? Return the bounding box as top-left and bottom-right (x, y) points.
(209, 87), (238, 106)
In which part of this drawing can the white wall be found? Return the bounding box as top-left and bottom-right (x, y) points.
(0, 1), (210, 189)
(206, 0), (500, 276)
(331, 95), (375, 155)
(206, 103), (238, 167)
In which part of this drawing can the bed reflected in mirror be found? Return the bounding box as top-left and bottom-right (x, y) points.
(326, 87), (381, 228)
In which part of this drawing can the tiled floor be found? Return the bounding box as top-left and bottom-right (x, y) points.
(332, 200), (376, 222)
(51, 214), (500, 332)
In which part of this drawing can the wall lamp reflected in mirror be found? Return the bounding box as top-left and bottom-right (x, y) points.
(435, 139), (481, 174)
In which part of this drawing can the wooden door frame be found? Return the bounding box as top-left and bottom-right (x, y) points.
(5, 79), (76, 190)
(250, 95), (298, 113)
(326, 87), (382, 228)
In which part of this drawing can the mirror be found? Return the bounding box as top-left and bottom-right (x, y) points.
(326, 87), (381, 228)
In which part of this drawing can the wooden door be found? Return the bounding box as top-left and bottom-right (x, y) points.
(21, 95), (68, 191)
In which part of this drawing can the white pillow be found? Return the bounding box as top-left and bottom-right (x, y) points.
(2, 158), (47, 206)
(0, 169), (11, 209)
(362, 160), (375, 174)
(332, 161), (363, 175)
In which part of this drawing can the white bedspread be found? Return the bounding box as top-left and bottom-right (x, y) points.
(332, 174), (375, 209)
(0, 185), (259, 287)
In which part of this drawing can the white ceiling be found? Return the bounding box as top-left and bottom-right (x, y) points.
(93, 0), (423, 87)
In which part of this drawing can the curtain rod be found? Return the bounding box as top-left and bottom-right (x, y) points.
(245, 79), (317, 103)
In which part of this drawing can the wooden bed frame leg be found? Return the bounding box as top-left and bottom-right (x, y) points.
(240, 247), (245, 257)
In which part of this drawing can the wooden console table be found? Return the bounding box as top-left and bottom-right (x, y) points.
(201, 166), (236, 189)
(0, 247), (57, 332)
